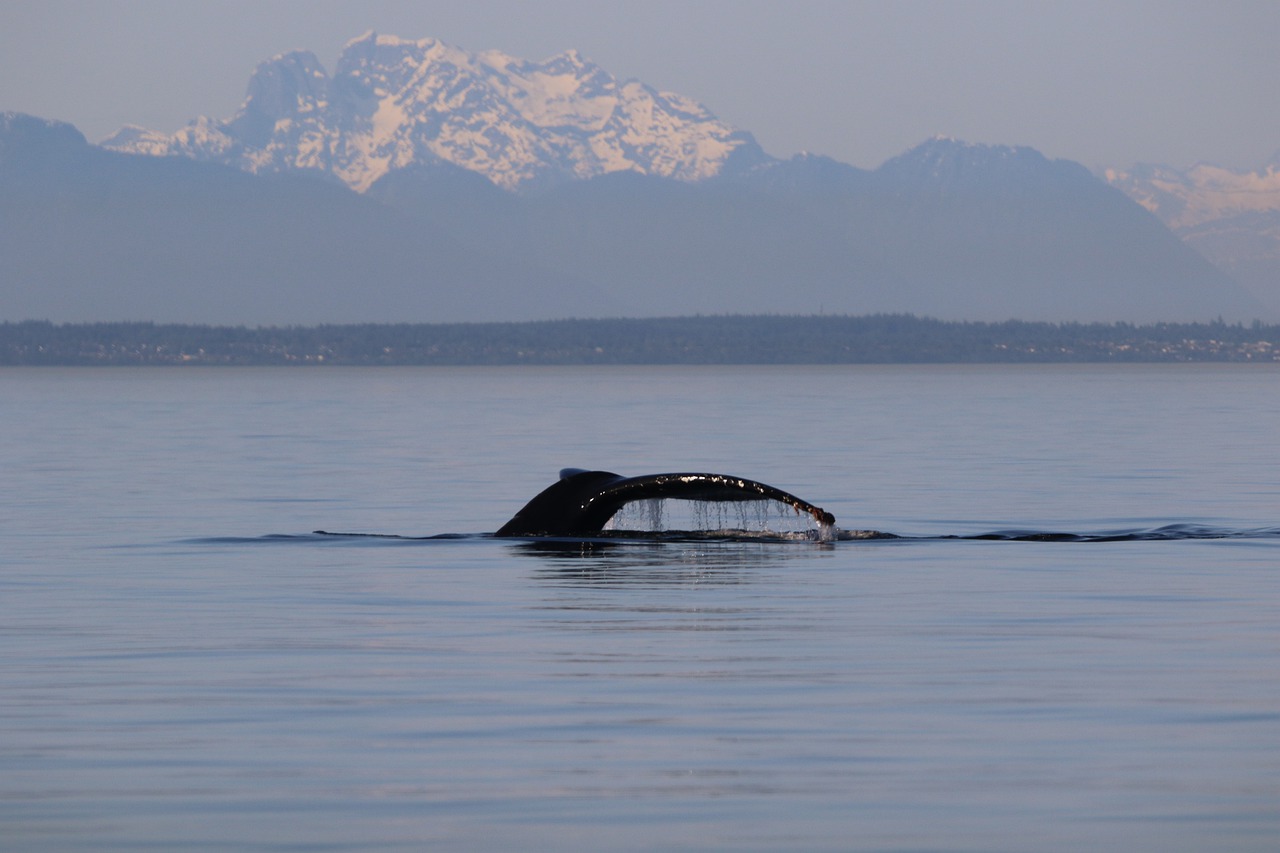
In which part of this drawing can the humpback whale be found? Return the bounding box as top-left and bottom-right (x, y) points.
(495, 468), (836, 537)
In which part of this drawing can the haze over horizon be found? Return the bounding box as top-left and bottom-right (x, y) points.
(4, 0), (1279, 173)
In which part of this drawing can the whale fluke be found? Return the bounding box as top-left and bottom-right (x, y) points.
(495, 468), (836, 537)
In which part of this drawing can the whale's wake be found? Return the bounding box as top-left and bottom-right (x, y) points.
(206, 469), (1279, 546)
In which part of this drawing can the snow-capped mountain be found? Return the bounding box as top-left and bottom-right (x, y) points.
(1104, 160), (1280, 230)
(101, 31), (769, 191)
(1104, 159), (1280, 312)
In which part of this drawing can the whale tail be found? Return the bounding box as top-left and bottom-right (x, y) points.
(496, 469), (835, 537)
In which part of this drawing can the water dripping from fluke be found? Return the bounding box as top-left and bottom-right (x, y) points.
(494, 468), (849, 540)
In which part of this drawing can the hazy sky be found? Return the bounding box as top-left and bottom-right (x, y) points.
(3, 0), (1278, 172)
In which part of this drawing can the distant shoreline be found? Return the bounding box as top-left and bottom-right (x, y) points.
(2, 315), (1278, 365)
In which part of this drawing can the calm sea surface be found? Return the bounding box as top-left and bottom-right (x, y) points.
(2, 365), (1278, 852)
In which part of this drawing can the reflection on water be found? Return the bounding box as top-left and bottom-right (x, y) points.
(519, 538), (837, 587)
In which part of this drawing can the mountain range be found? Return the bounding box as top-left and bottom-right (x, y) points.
(2, 32), (1274, 324)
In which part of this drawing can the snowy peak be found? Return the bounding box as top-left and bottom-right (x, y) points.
(102, 33), (768, 191)
(1105, 160), (1280, 230)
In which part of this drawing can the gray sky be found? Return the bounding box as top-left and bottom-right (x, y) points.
(3, 0), (1278, 171)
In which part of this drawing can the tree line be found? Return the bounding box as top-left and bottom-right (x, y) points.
(2, 315), (1277, 365)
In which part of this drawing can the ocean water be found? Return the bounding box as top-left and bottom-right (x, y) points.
(2, 364), (1278, 852)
